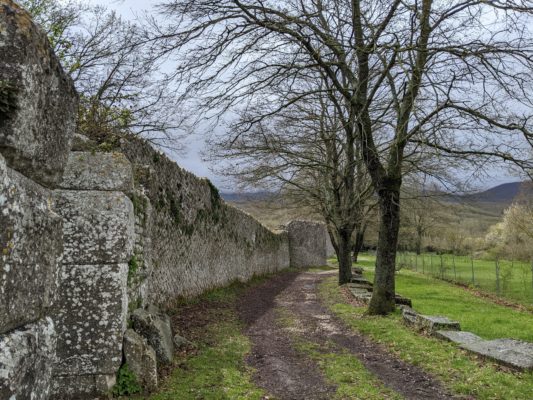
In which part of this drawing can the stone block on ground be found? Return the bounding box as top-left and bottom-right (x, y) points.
(352, 266), (364, 276)
(287, 220), (327, 268)
(174, 333), (193, 349)
(435, 330), (483, 345)
(394, 294), (412, 307)
(0, 154), (62, 333)
(416, 315), (460, 333)
(53, 263), (128, 377)
(123, 329), (158, 391)
(59, 151), (134, 192)
(0, 317), (56, 400)
(460, 339), (533, 371)
(54, 190), (134, 264)
(402, 307), (418, 326)
(348, 282), (373, 292)
(350, 276), (372, 285)
(131, 308), (174, 364)
(0, 0), (77, 187)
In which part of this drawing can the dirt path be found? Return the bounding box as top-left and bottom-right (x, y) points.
(238, 271), (457, 400)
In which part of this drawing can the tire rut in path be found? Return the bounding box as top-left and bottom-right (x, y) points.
(238, 271), (458, 400)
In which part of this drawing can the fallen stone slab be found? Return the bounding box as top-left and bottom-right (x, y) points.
(350, 276), (372, 285)
(435, 330), (483, 345)
(132, 308), (174, 364)
(460, 339), (533, 371)
(348, 282), (373, 292)
(417, 315), (460, 333)
(124, 329), (158, 391)
(395, 295), (412, 307)
(352, 266), (364, 276)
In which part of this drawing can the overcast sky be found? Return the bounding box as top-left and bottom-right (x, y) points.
(83, 0), (519, 192)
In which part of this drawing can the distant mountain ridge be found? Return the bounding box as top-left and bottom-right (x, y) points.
(221, 181), (533, 205)
(462, 181), (532, 204)
(220, 191), (275, 202)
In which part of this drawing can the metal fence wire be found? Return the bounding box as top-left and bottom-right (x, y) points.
(396, 252), (533, 306)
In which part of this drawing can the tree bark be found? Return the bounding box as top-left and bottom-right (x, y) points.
(337, 228), (354, 285)
(367, 186), (401, 315)
(352, 227), (366, 263)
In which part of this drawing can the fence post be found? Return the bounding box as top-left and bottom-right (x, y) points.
(415, 254), (418, 272)
(531, 258), (533, 304)
(495, 259), (500, 296)
(471, 256), (475, 285)
(440, 254), (444, 279)
(422, 254), (425, 274)
(453, 254), (457, 281)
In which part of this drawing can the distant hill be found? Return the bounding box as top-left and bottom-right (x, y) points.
(462, 182), (532, 204)
(220, 191), (275, 202)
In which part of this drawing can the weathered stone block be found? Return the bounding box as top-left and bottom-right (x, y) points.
(0, 0), (77, 187)
(287, 220), (327, 268)
(0, 317), (56, 400)
(51, 374), (116, 400)
(460, 339), (533, 371)
(124, 329), (158, 391)
(435, 330), (483, 345)
(53, 263), (128, 377)
(71, 133), (95, 151)
(416, 315), (461, 333)
(0, 154), (62, 333)
(131, 308), (174, 364)
(59, 151), (134, 192)
(54, 190), (134, 264)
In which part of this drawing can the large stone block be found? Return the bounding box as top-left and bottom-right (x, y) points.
(131, 308), (174, 364)
(0, 1), (77, 187)
(123, 329), (158, 392)
(460, 338), (533, 371)
(53, 263), (128, 377)
(59, 151), (134, 192)
(0, 154), (62, 334)
(287, 220), (328, 268)
(0, 317), (56, 400)
(54, 190), (134, 264)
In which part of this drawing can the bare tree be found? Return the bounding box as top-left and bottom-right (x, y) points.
(152, 0), (533, 314)
(211, 80), (375, 283)
(20, 0), (184, 148)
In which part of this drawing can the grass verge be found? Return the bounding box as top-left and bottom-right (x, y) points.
(148, 279), (270, 400)
(319, 276), (533, 400)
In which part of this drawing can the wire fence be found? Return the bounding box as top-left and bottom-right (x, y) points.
(396, 252), (533, 306)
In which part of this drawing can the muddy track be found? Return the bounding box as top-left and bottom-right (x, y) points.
(237, 271), (458, 400)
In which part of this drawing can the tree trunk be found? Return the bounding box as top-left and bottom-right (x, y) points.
(352, 227), (366, 263)
(337, 228), (353, 285)
(367, 187), (401, 315)
(415, 232), (422, 255)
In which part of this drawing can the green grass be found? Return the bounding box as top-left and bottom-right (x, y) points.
(148, 281), (269, 400)
(319, 277), (533, 400)
(358, 253), (533, 341)
(396, 252), (533, 306)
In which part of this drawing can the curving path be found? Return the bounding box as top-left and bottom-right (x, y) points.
(238, 270), (457, 400)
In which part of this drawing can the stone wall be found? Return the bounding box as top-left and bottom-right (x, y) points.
(287, 220), (328, 268)
(119, 137), (291, 307)
(0, 3), (329, 399)
(0, 2), (77, 399)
